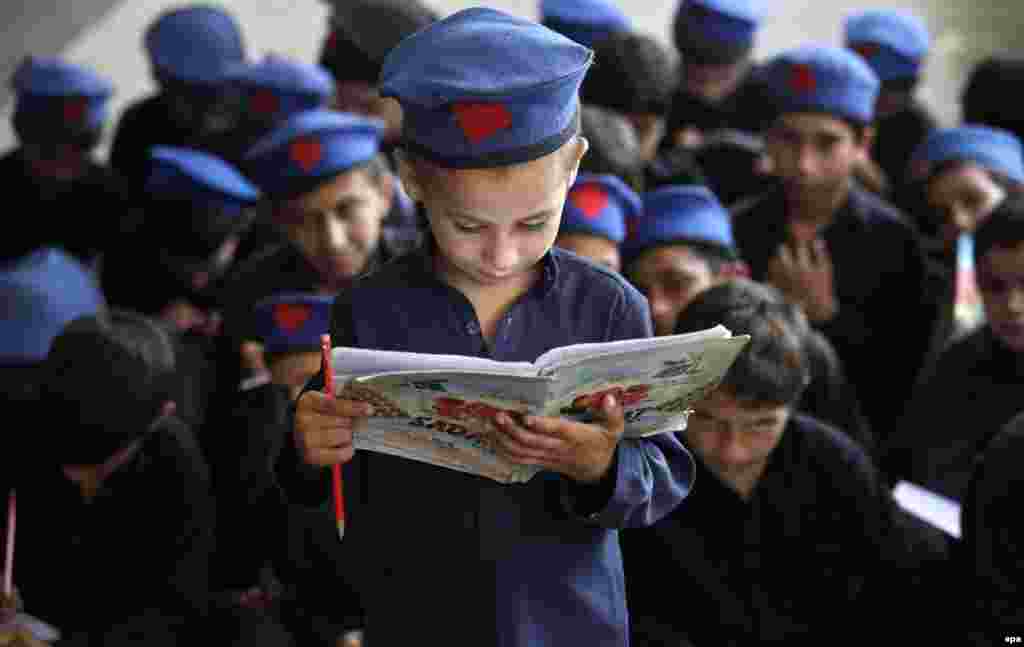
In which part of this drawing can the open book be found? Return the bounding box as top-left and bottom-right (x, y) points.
(330, 325), (750, 483)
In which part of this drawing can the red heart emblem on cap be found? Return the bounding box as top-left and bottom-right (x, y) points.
(273, 303), (312, 333)
(570, 183), (610, 219)
(290, 137), (323, 172)
(452, 102), (513, 145)
(250, 89), (280, 117)
(851, 43), (880, 60)
(63, 97), (89, 124)
(789, 64), (817, 94)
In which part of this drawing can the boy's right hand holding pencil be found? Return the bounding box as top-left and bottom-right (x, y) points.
(293, 391), (374, 467)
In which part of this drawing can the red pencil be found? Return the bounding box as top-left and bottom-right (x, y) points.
(3, 490), (14, 598)
(321, 334), (345, 541)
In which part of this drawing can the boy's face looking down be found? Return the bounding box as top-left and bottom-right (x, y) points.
(555, 232), (621, 273)
(978, 240), (1024, 351)
(627, 244), (716, 337)
(684, 387), (790, 496)
(399, 137), (587, 292)
(926, 162), (1007, 252)
(278, 164), (392, 289)
(766, 113), (873, 201)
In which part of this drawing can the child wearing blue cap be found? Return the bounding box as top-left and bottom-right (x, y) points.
(665, 0), (769, 149)
(623, 185), (740, 336)
(278, 9), (694, 646)
(219, 293), (367, 646)
(622, 279), (949, 646)
(733, 45), (937, 440)
(109, 4), (247, 186)
(844, 9), (938, 200)
(884, 196), (1024, 503)
(555, 173), (640, 271)
(2, 57), (135, 268)
(539, 0), (632, 49)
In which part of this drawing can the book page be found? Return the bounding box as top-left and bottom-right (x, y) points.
(541, 334), (750, 438)
(533, 325), (733, 374)
(331, 346), (537, 379)
(892, 480), (962, 539)
(343, 370), (553, 484)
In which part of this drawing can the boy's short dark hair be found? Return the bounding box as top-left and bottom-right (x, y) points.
(674, 279), (810, 405)
(581, 31), (677, 117)
(962, 56), (1024, 144)
(39, 310), (178, 464)
(579, 105), (643, 184)
(975, 194), (1024, 263)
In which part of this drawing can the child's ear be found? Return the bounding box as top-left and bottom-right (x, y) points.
(566, 136), (589, 187)
(856, 126), (877, 164)
(395, 151), (423, 203)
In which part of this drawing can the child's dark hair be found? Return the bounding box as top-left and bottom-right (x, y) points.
(674, 279), (810, 405)
(975, 194), (1024, 263)
(962, 56), (1024, 145)
(581, 31), (677, 117)
(39, 309), (179, 464)
(579, 105), (643, 185)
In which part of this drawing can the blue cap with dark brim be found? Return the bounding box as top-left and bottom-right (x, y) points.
(910, 125), (1024, 184)
(540, 0), (632, 48)
(623, 185), (735, 267)
(252, 292), (334, 354)
(560, 173), (641, 243)
(845, 9), (930, 82)
(380, 7), (593, 170)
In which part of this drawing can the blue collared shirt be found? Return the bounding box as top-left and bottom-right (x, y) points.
(277, 239), (694, 646)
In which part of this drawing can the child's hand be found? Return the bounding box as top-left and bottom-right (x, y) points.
(767, 238), (838, 323)
(492, 394), (624, 484)
(294, 391), (374, 467)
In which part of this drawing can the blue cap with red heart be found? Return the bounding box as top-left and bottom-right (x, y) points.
(252, 292), (333, 353)
(540, 0), (632, 48)
(759, 45), (880, 125)
(144, 5), (246, 84)
(379, 7), (593, 170)
(560, 173), (640, 243)
(0, 247), (105, 364)
(845, 9), (930, 82)
(623, 185), (734, 266)
(229, 54), (335, 123)
(909, 125), (1024, 184)
(243, 109), (384, 200)
(11, 57), (114, 134)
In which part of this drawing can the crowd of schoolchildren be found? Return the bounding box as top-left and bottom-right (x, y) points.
(1, 0), (1023, 645)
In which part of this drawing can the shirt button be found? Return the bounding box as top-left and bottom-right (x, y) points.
(466, 321), (480, 335)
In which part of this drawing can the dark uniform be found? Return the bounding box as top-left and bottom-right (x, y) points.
(622, 414), (951, 646)
(960, 412), (1024, 640)
(884, 326), (1024, 501)
(733, 184), (936, 443)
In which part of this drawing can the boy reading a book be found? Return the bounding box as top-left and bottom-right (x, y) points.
(276, 9), (694, 646)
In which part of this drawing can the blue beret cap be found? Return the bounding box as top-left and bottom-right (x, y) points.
(759, 45), (880, 124)
(11, 57), (114, 132)
(540, 0), (632, 48)
(145, 5), (246, 84)
(229, 55), (335, 122)
(147, 146), (261, 215)
(252, 293), (333, 354)
(0, 247), (104, 364)
(623, 185), (734, 266)
(910, 125), (1024, 185)
(560, 173), (640, 243)
(674, 0), (766, 63)
(380, 7), (593, 169)
(845, 10), (930, 82)
(244, 109), (384, 200)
